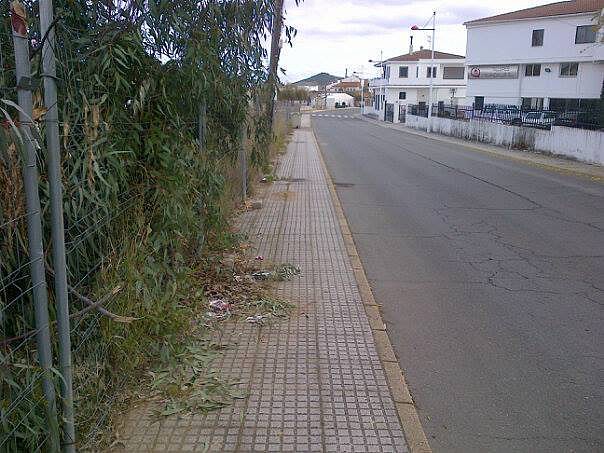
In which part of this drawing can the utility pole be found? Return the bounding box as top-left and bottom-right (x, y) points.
(267, 0), (284, 129)
(427, 11), (436, 133)
(411, 12), (436, 132)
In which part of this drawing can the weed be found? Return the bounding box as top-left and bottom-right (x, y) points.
(148, 339), (246, 419)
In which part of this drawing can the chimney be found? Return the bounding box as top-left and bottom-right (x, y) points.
(409, 36), (414, 54)
(420, 45), (424, 50)
(345, 68), (348, 77)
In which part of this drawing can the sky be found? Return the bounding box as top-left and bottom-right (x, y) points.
(279, 0), (556, 82)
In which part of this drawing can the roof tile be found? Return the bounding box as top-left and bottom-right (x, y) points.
(383, 49), (465, 63)
(465, 0), (604, 25)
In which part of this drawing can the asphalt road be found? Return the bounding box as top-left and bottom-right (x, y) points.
(312, 111), (604, 453)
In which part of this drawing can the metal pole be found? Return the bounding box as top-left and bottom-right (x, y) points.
(360, 76), (364, 113)
(38, 0), (75, 448)
(427, 11), (435, 133)
(10, 2), (60, 450)
(239, 122), (247, 202)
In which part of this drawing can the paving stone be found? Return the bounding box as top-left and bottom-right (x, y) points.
(118, 127), (409, 452)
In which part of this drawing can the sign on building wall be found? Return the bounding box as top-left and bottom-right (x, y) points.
(469, 65), (519, 79)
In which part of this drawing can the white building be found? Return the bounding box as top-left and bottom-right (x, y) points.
(325, 93), (355, 109)
(367, 48), (467, 122)
(327, 76), (364, 93)
(464, 0), (604, 110)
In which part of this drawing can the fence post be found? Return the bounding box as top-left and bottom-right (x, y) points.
(10, 2), (60, 450)
(38, 0), (76, 450)
(239, 121), (247, 202)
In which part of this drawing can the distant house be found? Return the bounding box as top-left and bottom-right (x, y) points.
(327, 76), (365, 93)
(367, 48), (467, 123)
(292, 72), (343, 92)
(464, 0), (604, 110)
(325, 93), (355, 109)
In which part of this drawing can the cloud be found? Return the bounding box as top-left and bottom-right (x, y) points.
(280, 0), (555, 83)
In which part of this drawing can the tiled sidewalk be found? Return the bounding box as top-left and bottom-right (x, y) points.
(117, 120), (409, 452)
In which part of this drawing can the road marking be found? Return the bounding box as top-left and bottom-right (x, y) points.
(311, 113), (360, 120)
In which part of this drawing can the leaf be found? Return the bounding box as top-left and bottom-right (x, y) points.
(160, 403), (184, 416)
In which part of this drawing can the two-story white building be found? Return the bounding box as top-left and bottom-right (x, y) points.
(464, 0), (604, 110)
(367, 48), (467, 122)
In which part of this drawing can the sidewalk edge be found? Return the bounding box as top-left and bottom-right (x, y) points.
(359, 115), (603, 182)
(310, 125), (432, 453)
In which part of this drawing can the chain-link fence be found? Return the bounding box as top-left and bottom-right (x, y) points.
(1, 1), (287, 451)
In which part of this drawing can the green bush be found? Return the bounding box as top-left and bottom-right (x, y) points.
(0, 0), (297, 450)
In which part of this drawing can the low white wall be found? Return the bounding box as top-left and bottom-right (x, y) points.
(534, 127), (603, 164)
(404, 115), (603, 165)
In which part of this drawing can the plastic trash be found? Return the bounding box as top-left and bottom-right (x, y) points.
(246, 314), (270, 324)
(252, 271), (273, 280)
(209, 299), (231, 312)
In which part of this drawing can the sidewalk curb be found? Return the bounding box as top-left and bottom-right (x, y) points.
(310, 125), (432, 453)
(360, 115), (603, 183)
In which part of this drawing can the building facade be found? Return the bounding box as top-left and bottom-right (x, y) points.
(464, 0), (604, 110)
(366, 49), (467, 122)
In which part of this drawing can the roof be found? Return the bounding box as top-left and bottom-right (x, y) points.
(380, 49), (465, 65)
(293, 72), (342, 87)
(464, 0), (604, 26)
(331, 81), (361, 88)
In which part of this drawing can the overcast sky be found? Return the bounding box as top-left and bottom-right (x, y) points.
(279, 0), (555, 83)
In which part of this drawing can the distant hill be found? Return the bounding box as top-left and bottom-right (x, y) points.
(292, 72), (342, 88)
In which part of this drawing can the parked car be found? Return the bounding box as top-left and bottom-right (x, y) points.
(553, 110), (602, 130)
(475, 104), (522, 125)
(521, 111), (557, 129)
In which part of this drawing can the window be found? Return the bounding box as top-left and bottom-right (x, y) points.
(474, 96), (484, 109)
(443, 66), (464, 79)
(575, 25), (596, 44)
(399, 92), (406, 100)
(399, 66), (408, 78)
(560, 62), (578, 77)
(426, 66), (437, 78)
(521, 97), (543, 109)
(525, 64), (541, 76)
(382, 66), (391, 79)
(531, 29), (544, 46)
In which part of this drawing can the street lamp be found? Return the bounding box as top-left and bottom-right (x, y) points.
(352, 71), (366, 113)
(368, 51), (385, 120)
(412, 11), (436, 132)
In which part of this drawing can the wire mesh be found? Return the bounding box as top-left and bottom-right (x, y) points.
(3, 0), (281, 450)
(0, 194), (53, 451)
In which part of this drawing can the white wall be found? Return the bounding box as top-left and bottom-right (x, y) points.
(326, 93), (354, 109)
(386, 60), (467, 87)
(466, 14), (604, 65)
(466, 13), (604, 103)
(385, 87), (467, 106)
(467, 62), (603, 102)
(404, 114), (604, 164)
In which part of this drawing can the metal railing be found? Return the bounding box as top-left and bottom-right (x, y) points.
(407, 103), (603, 131)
